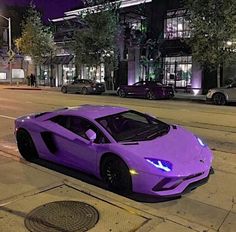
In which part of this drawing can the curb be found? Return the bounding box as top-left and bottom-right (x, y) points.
(0, 144), (212, 232)
(4, 87), (42, 91)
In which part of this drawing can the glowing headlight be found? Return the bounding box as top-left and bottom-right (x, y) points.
(145, 158), (172, 172)
(196, 137), (206, 147)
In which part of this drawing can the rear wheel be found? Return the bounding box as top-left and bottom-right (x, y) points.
(61, 86), (67, 94)
(16, 129), (38, 161)
(101, 155), (132, 193)
(146, 91), (155, 100)
(118, 89), (126, 98)
(82, 87), (88, 95)
(213, 93), (226, 105)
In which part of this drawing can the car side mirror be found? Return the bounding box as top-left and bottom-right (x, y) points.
(85, 129), (96, 143)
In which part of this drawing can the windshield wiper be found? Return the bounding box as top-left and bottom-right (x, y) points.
(146, 127), (169, 139)
(121, 125), (169, 142)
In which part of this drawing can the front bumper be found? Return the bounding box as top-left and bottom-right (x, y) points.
(132, 167), (213, 197)
(89, 87), (105, 93)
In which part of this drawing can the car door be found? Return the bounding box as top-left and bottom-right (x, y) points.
(46, 115), (108, 174)
(69, 79), (80, 93)
(131, 81), (145, 96)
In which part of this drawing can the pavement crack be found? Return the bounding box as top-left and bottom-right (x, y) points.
(216, 202), (234, 232)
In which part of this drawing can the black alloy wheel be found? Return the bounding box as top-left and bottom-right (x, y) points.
(16, 129), (38, 161)
(213, 93), (226, 105)
(82, 87), (88, 95)
(146, 91), (155, 100)
(118, 89), (126, 98)
(101, 156), (132, 193)
(61, 86), (67, 94)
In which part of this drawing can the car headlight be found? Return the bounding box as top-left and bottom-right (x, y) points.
(145, 158), (172, 172)
(196, 136), (206, 147)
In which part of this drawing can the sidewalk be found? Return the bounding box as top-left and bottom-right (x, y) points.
(0, 144), (211, 232)
(1, 84), (206, 101)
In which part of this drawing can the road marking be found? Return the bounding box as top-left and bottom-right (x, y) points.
(0, 115), (16, 120)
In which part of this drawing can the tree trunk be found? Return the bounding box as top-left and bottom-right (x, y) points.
(217, 64), (221, 88)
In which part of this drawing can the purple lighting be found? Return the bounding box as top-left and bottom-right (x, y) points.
(1, 0), (83, 20)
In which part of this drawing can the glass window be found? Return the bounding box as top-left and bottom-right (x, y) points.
(163, 56), (192, 88)
(50, 115), (109, 144)
(133, 81), (144, 86)
(164, 10), (190, 39)
(96, 111), (170, 142)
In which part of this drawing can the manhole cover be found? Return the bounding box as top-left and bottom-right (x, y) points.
(24, 201), (99, 232)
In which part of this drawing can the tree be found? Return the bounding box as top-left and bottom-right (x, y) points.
(185, 0), (236, 87)
(73, 0), (120, 84)
(15, 4), (55, 77)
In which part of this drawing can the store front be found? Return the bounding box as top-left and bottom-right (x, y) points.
(39, 55), (75, 87)
(163, 55), (192, 88)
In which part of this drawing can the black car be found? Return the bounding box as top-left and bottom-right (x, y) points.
(61, 79), (105, 94)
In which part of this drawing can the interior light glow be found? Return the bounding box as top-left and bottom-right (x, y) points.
(193, 89), (200, 95)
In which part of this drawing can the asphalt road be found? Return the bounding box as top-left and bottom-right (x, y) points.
(0, 87), (235, 231)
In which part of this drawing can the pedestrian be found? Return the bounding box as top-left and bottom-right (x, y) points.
(30, 74), (34, 87)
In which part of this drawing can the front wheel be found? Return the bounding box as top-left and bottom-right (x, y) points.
(101, 156), (132, 193)
(82, 87), (88, 95)
(213, 93), (226, 105)
(61, 86), (67, 94)
(16, 129), (38, 161)
(118, 89), (126, 98)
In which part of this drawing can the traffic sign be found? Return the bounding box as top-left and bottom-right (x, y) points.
(7, 49), (15, 61)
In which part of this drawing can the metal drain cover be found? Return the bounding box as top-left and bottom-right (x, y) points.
(24, 201), (99, 232)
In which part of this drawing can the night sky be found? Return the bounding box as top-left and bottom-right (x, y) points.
(0, 0), (83, 20)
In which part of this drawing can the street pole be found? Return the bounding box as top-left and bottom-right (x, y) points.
(0, 15), (12, 85)
(8, 17), (12, 85)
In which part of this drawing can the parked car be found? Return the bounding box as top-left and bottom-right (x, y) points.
(117, 81), (174, 100)
(206, 82), (236, 105)
(61, 79), (105, 95)
(15, 105), (213, 197)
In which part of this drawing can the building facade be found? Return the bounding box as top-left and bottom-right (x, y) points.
(48, 0), (232, 93)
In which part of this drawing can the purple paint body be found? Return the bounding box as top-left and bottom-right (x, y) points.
(117, 81), (174, 99)
(15, 105), (213, 197)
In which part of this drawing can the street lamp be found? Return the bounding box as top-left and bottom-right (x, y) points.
(0, 15), (12, 85)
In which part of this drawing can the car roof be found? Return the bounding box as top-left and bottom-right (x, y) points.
(57, 105), (129, 120)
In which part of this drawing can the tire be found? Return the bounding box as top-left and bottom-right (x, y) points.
(16, 129), (38, 161)
(101, 155), (132, 193)
(146, 91), (155, 100)
(61, 86), (67, 94)
(118, 89), (126, 98)
(82, 87), (88, 95)
(213, 93), (226, 105)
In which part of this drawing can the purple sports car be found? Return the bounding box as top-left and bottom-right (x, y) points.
(15, 105), (213, 197)
(117, 81), (174, 100)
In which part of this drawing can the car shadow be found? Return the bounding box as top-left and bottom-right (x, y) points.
(32, 158), (180, 203)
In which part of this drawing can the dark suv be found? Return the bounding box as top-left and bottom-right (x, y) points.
(61, 79), (105, 95)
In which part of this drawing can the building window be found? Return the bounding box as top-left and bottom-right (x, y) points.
(164, 9), (190, 39)
(163, 56), (192, 88)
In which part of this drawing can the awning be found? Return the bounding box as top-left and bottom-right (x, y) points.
(43, 55), (74, 65)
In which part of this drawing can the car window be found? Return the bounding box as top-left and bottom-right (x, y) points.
(232, 83), (236, 88)
(133, 82), (145, 86)
(73, 80), (79, 84)
(96, 110), (170, 142)
(50, 115), (109, 144)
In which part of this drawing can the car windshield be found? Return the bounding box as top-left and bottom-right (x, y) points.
(96, 110), (170, 142)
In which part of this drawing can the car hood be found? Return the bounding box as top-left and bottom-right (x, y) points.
(118, 126), (212, 176)
(211, 86), (230, 91)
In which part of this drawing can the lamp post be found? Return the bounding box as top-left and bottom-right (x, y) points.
(0, 15), (12, 85)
